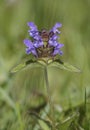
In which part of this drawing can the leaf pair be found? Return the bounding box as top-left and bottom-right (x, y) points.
(10, 58), (81, 73)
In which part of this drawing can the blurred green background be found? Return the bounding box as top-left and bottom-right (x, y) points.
(0, 0), (90, 130)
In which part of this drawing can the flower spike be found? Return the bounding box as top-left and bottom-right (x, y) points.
(23, 22), (64, 57)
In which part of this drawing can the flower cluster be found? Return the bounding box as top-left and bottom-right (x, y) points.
(23, 22), (64, 58)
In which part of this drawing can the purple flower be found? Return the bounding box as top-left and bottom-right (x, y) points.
(23, 39), (37, 56)
(53, 43), (64, 55)
(23, 22), (64, 57)
(50, 22), (62, 34)
(48, 23), (64, 56)
(34, 40), (43, 48)
(27, 22), (38, 31)
(28, 22), (42, 41)
(48, 35), (58, 47)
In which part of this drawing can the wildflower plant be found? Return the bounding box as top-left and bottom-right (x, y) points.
(11, 22), (81, 129)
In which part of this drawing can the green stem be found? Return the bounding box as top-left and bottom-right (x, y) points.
(44, 66), (56, 129)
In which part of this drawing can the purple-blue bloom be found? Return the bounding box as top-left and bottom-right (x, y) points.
(50, 22), (62, 34)
(53, 43), (64, 55)
(27, 22), (38, 31)
(48, 35), (58, 47)
(28, 22), (42, 41)
(23, 22), (64, 58)
(23, 39), (37, 56)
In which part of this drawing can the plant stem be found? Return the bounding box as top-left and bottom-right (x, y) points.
(44, 66), (56, 129)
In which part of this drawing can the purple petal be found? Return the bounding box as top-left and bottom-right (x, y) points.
(28, 30), (39, 37)
(52, 35), (58, 40)
(31, 49), (37, 56)
(49, 40), (58, 47)
(48, 34), (59, 46)
(56, 43), (64, 49)
(33, 35), (41, 40)
(33, 41), (38, 48)
(53, 43), (64, 55)
(53, 49), (63, 56)
(23, 39), (33, 47)
(26, 48), (31, 54)
(34, 40), (43, 48)
(53, 49), (59, 55)
(28, 29), (41, 40)
(54, 23), (62, 28)
(24, 39), (37, 56)
(26, 48), (37, 56)
(27, 22), (37, 30)
(51, 22), (62, 34)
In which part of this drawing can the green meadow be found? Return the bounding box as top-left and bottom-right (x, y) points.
(0, 0), (90, 129)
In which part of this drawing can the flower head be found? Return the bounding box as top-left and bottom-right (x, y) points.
(23, 22), (64, 58)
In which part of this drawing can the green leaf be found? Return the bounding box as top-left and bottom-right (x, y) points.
(10, 59), (42, 73)
(49, 59), (81, 73)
